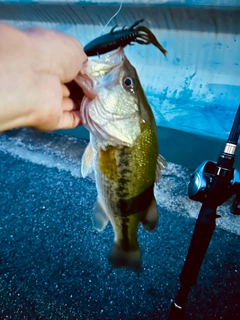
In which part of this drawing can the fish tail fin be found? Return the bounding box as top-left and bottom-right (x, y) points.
(141, 197), (159, 232)
(109, 244), (141, 272)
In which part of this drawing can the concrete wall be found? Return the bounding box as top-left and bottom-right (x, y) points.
(1, 1), (239, 166)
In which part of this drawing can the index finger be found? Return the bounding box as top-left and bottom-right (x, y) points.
(25, 28), (87, 83)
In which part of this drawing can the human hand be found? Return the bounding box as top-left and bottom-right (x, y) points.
(0, 23), (87, 132)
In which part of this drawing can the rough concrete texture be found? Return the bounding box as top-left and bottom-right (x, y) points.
(1, 3), (240, 141)
(0, 129), (239, 320)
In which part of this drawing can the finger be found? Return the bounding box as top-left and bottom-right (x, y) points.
(62, 97), (78, 112)
(25, 28), (87, 82)
(57, 110), (82, 130)
(62, 84), (70, 98)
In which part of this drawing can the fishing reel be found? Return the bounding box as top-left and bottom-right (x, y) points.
(188, 160), (240, 214)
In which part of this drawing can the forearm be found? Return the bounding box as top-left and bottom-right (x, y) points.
(0, 23), (87, 132)
(0, 24), (34, 131)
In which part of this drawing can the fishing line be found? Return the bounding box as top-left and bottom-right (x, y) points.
(101, 1), (123, 35)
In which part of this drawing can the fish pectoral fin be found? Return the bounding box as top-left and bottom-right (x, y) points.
(81, 143), (94, 178)
(155, 154), (167, 182)
(141, 197), (159, 232)
(92, 200), (109, 232)
(109, 244), (141, 272)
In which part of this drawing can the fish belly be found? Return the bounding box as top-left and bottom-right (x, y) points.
(91, 124), (159, 270)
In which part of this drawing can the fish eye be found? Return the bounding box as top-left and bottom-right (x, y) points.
(123, 76), (134, 89)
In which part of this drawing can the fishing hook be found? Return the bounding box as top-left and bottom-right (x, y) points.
(84, 19), (167, 57)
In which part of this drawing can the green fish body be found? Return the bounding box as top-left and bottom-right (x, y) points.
(76, 48), (166, 271)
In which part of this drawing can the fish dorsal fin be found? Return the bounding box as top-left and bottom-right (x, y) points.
(92, 200), (109, 232)
(155, 154), (167, 182)
(141, 197), (159, 232)
(81, 143), (94, 178)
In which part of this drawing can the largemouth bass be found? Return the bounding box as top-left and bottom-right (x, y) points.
(75, 48), (166, 271)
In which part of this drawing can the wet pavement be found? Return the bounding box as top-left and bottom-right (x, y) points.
(0, 129), (239, 320)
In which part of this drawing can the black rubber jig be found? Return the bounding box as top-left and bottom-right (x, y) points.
(84, 19), (167, 57)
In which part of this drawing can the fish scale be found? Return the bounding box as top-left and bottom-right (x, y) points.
(98, 124), (158, 201)
(76, 47), (167, 271)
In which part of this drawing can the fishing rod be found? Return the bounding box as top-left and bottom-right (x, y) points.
(168, 104), (240, 319)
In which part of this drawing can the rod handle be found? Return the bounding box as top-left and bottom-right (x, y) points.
(168, 301), (185, 320)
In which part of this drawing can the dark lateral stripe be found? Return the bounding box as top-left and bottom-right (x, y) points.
(117, 183), (154, 216)
(122, 217), (130, 251)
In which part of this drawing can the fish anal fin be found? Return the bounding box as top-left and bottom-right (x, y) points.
(109, 244), (141, 272)
(155, 154), (167, 182)
(141, 197), (159, 232)
(81, 143), (94, 178)
(92, 200), (109, 232)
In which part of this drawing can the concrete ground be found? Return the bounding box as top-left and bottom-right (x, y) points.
(0, 129), (239, 320)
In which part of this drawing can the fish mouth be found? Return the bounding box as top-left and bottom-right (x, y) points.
(84, 47), (125, 73)
(73, 48), (139, 145)
(65, 79), (84, 101)
(74, 60), (96, 101)
(73, 47), (126, 104)
(76, 47), (125, 81)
